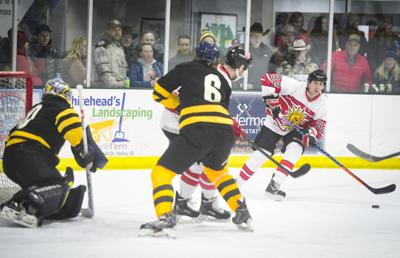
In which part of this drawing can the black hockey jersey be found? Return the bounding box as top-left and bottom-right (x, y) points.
(153, 60), (233, 129)
(5, 95), (83, 156)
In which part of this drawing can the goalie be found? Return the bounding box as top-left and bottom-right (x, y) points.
(0, 78), (107, 228)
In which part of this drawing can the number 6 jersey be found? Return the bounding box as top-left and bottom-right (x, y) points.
(153, 60), (234, 130)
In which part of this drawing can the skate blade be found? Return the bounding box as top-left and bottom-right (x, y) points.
(265, 192), (285, 202)
(176, 215), (202, 224)
(0, 206), (39, 228)
(236, 218), (254, 232)
(199, 214), (231, 223)
(138, 228), (176, 239)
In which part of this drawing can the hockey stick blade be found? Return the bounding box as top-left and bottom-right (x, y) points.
(280, 117), (396, 195)
(245, 137), (311, 178)
(347, 144), (400, 162)
(368, 183), (396, 195)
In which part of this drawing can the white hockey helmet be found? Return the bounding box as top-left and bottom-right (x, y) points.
(43, 78), (72, 101)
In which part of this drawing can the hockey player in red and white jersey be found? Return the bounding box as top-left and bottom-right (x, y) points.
(236, 69), (328, 200)
(160, 107), (231, 221)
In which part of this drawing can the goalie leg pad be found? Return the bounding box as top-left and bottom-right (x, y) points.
(12, 181), (72, 219)
(46, 185), (86, 220)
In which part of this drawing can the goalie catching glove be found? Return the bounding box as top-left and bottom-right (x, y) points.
(302, 127), (318, 147)
(72, 126), (108, 172)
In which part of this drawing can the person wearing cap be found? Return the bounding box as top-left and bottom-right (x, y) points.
(26, 24), (61, 85)
(340, 13), (368, 55)
(199, 28), (217, 45)
(268, 25), (295, 73)
(94, 19), (128, 88)
(278, 38), (318, 80)
(121, 25), (138, 67)
(373, 49), (400, 94)
(324, 34), (372, 93)
(168, 35), (195, 70)
(248, 22), (273, 90)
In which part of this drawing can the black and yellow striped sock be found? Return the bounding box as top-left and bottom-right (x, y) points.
(203, 166), (243, 212)
(151, 165), (177, 218)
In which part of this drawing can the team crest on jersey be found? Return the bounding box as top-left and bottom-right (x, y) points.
(283, 106), (305, 130)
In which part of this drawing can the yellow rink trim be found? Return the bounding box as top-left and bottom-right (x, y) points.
(1, 156), (399, 173)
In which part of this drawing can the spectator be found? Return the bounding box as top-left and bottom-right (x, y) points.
(0, 29), (41, 86)
(373, 49), (400, 94)
(269, 25), (295, 72)
(274, 13), (290, 47)
(168, 35), (195, 70)
(367, 16), (400, 72)
(248, 22), (273, 89)
(199, 28), (217, 45)
(278, 39), (318, 80)
(288, 12), (310, 44)
(62, 37), (87, 87)
(26, 24), (61, 85)
(309, 16), (341, 67)
(14, 30), (43, 87)
(325, 34), (372, 93)
(0, 30), (12, 70)
(340, 13), (368, 55)
(128, 43), (163, 88)
(134, 32), (163, 63)
(121, 25), (138, 67)
(94, 19), (128, 88)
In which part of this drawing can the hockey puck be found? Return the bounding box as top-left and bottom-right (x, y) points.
(371, 205), (380, 209)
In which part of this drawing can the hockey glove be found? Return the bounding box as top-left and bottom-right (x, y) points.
(232, 118), (246, 139)
(302, 127), (318, 147)
(263, 95), (281, 120)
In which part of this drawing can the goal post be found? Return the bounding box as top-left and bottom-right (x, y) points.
(0, 71), (33, 204)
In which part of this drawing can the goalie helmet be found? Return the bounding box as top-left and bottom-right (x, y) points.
(225, 46), (252, 70)
(307, 69), (327, 85)
(195, 41), (219, 64)
(43, 78), (72, 101)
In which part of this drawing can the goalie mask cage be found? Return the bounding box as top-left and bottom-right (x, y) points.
(0, 71), (33, 204)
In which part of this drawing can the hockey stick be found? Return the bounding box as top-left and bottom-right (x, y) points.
(244, 136), (311, 178)
(77, 85), (94, 218)
(346, 144), (400, 162)
(280, 116), (396, 194)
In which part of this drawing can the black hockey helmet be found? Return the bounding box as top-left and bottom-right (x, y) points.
(308, 69), (327, 85)
(225, 46), (252, 70)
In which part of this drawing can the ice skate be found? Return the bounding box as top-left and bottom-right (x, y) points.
(265, 179), (286, 201)
(0, 201), (41, 228)
(138, 212), (177, 238)
(173, 192), (200, 223)
(232, 199), (253, 232)
(199, 195), (231, 222)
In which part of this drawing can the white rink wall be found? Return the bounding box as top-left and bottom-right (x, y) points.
(29, 89), (399, 159)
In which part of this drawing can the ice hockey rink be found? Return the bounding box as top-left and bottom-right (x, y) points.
(1, 168), (400, 258)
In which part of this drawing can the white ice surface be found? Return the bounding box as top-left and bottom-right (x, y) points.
(1, 168), (400, 258)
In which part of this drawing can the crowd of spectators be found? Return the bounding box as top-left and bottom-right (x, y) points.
(1, 12), (400, 94)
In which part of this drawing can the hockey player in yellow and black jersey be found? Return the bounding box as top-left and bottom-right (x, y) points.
(1, 78), (106, 228)
(139, 43), (253, 237)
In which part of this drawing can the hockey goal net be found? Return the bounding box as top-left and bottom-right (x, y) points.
(0, 71), (33, 204)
